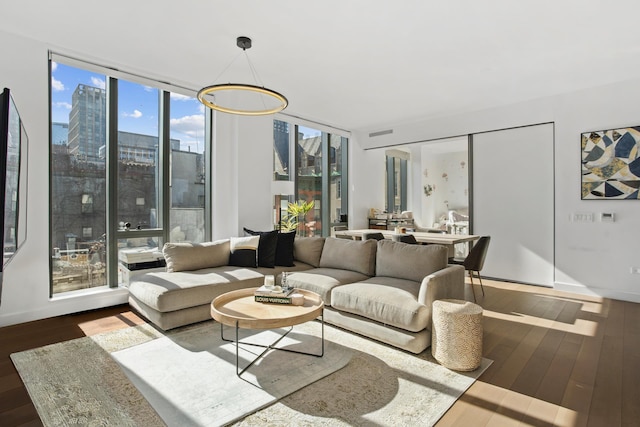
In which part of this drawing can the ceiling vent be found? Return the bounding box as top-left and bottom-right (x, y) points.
(369, 129), (393, 138)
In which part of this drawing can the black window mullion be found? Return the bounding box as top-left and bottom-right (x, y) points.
(105, 77), (118, 287)
(159, 91), (170, 244)
(321, 133), (330, 237)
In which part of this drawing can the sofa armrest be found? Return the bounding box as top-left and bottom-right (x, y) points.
(418, 264), (466, 322)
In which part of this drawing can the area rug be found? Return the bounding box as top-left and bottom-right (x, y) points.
(11, 320), (491, 426)
(111, 323), (352, 426)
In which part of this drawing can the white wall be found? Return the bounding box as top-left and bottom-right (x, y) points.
(353, 78), (640, 303)
(212, 113), (273, 240)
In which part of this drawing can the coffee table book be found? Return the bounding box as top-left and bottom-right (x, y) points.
(254, 295), (296, 304)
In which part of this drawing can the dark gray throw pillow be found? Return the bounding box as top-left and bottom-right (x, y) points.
(244, 227), (296, 267)
(275, 231), (296, 266)
(243, 228), (278, 268)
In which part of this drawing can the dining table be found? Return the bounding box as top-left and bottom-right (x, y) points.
(334, 228), (480, 258)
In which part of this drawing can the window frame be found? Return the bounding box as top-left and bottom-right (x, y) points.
(274, 115), (349, 237)
(49, 52), (212, 293)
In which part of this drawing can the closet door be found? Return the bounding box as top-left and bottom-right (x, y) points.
(472, 123), (554, 286)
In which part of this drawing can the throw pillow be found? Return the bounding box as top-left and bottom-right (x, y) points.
(244, 227), (296, 267)
(163, 240), (230, 272)
(275, 231), (296, 266)
(293, 236), (325, 267)
(228, 235), (259, 268)
(319, 237), (377, 276)
(243, 228), (278, 268)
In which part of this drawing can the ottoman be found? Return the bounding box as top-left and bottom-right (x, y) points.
(431, 299), (483, 371)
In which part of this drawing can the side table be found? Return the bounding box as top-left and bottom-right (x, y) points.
(431, 299), (483, 371)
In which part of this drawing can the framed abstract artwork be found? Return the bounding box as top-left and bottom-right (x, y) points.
(581, 126), (640, 199)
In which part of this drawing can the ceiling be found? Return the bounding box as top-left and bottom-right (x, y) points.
(3, 0), (640, 134)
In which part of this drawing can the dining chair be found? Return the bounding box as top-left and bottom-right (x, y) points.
(391, 234), (418, 244)
(362, 232), (385, 241)
(449, 236), (491, 302)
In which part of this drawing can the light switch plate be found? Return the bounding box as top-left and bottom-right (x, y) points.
(571, 212), (594, 222)
(600, 212), (615, 222)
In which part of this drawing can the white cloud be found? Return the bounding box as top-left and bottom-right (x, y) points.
(170, 114), (205, 138)
(51, 61), (58, 72)
(51, 76), (65, 92)
(54, 101), (72, 110)
(91, 76), (106, 89)
(170, 93), (192, 101)
(123, 109), (143, 119)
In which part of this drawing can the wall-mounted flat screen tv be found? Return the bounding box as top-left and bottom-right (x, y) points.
(0, 88), (28, 284)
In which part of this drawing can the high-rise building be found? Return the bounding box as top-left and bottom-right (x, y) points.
(51, 122), (69, 145)
(67, 84), (106, 161)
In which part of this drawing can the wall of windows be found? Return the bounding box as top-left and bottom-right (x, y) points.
(273, 119), (348, 237)
(385, 150), (408, 214)
(49, 56), (209, 294)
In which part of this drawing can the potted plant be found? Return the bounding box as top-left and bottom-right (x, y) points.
(280, 200), (315, 236)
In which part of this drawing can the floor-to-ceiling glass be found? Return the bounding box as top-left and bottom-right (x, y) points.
(169, 94), (206, 243)
(50, 57), (209, 294)
(296, 126), (324, 236)
(50, 63), (108, 293)
(329, 134), (348, 229)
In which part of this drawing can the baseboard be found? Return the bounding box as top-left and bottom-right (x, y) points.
(0, 287), (129, 327)
(554, 281), (640, 303)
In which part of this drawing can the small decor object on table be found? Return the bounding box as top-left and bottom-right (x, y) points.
(254, 275), (297, 304)
(263, 274), (275, 289)
(281, 271), (293, 293)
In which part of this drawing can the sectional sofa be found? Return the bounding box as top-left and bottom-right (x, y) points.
(128, 235), (465, 353)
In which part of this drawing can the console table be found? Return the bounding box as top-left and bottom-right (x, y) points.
(367, 217), (415, 230)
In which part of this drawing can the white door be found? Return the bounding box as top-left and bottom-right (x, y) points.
(472, 123), (554, 286)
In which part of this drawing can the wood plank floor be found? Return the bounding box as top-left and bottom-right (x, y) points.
(0, 280), (637, 426)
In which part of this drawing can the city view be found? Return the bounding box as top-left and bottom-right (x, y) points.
(50, 62), (206, 293)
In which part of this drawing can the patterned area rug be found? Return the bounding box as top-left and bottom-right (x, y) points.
(11, 320), (491, 426)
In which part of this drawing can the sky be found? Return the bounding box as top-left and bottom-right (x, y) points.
(50, 61), (326, 154)
(50, 62), (206, 153)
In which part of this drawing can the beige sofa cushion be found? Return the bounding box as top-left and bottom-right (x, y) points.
(330, 276), (430, 332)
(163, 240), (230, 272)
(294, 237), (325, 267)
(319, 237), (377, 276)
(286, 268), (370, 306)
(376, 240), (447, 282)
(129, 266), (263, 312)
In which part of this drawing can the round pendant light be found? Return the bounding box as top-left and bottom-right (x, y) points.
(197, 37), (288, 116)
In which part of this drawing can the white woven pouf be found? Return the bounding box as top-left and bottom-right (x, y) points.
(431, 299), (483, 371)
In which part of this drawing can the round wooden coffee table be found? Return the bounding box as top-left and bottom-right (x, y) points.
(211, 288), (324, 376)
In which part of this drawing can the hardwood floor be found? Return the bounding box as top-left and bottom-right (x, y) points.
(0, 280), (637, 426)
(0, 306), (147, 426)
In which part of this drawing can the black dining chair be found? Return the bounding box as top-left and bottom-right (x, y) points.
(362, 232), (385, 241)
(391, 234), (418, 244)
(449, 236), (491, 302)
